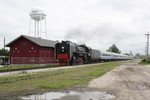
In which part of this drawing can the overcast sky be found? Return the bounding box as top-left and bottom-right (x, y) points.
(0, 0), (149, 55)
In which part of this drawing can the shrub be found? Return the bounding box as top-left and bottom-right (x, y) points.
(142, 59), (146, 62)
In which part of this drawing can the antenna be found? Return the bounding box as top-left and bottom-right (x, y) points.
(29, 8), (47, 38)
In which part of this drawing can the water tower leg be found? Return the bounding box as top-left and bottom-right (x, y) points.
(45, 18), (47, 39)
(40, 15), (42, 38)
(37, 21), (39, 37)
(29, 18), (31, 35)
(35, 20), (37, 37)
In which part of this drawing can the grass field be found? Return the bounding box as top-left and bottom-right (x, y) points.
(138, 59), (150, 65)
(138, 61), (150, 65)
(0, 61), (133, 97)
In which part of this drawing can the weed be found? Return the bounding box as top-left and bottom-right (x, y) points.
(0, 60), (132, 97)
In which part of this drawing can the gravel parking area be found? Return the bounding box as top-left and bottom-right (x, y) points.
(88, 61), (150, 100)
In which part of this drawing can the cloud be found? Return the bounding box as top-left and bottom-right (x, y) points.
(0, 0), (149, 55)
(64, 21), (145, 54)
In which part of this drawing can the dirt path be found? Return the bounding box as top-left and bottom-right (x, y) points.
(88, 61), (150, 100)
(0, 63), (104, 77)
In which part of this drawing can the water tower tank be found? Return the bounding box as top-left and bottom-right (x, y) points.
(30, 8), (46, 21)
(29, 8), (47, 38)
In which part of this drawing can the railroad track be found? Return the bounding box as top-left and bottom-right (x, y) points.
(0, 61), (126, 73)
(0, 62), (108, 73)
(0, 63), (104, 77)
(0, 65), (62, 73)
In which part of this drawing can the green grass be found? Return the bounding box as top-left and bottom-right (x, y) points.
(138, 59), (150, 65)
(0, 60), (133, 97)
(138, 61), (150, 65)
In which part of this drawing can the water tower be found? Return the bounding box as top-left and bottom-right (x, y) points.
(29, 8), (47, 38)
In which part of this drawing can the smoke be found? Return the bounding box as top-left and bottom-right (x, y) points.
(65, 23), (121, 44)
(65, 26), (92, 44)
(64, 23), (141, 53)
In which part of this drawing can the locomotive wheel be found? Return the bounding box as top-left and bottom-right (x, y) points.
(71, 55), (76, 65)
(76, 58), (83, 65)
(66, 61), (70, 66)
(72, 58), (76, 65)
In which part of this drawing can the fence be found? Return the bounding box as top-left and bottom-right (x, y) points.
(11, 57), (56, 65)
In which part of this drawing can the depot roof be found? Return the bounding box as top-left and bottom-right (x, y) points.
(6, 35), (59, 48)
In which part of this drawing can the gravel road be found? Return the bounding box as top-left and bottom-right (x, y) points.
(88, 61), (150, 100)
(0, 63), (104, 77)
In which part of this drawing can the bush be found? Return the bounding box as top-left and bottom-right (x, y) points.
(141, 58), (150, 63)
(139, 58), (150, 65)
(142, 59), (146, 62)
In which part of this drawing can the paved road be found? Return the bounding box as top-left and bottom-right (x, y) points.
(88, 61), (150, 100)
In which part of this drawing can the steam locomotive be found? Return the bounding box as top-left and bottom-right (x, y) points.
(55, 41), (133, 65)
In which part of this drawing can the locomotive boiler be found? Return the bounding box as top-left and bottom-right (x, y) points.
(55, 41), (91, 65)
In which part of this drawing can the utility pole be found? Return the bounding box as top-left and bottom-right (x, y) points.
(4, 37), (5, 53)
(145, 32), (150, 62)
(4, 37), (5, 65)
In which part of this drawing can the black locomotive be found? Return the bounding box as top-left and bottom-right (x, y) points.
(55, 41), (100, 65)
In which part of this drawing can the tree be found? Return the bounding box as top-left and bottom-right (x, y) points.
(130, 51), (133, 56)
(107, 44), (121, 53)
(134, 53), (145, 59)
(135, 53), (140, 57)
(124, 53), (130, 56)
(0, 49), (10, 56)
(124, 51), (133, 56)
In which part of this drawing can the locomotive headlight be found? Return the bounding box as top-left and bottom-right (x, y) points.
(62, 47), (64, 49)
